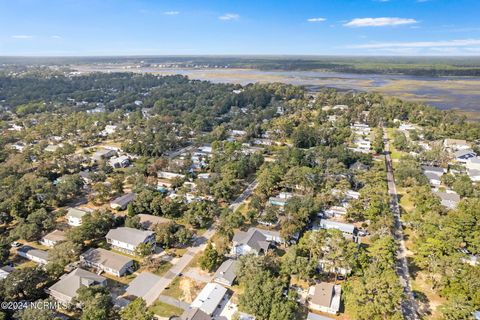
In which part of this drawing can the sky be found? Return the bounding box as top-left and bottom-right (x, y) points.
(1, 0), (480, 56)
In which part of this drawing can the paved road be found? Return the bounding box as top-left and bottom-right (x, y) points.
(229, 179), (258, 211)
(149, 179), (258, 306)
(384, 130), (419, 320)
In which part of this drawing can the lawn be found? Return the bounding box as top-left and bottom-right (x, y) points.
(162, 277), (183, 300)
(148, 300), (183, 318)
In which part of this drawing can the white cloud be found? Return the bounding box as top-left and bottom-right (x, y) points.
(349, 38), (480, 49)
(344, 17), (417, 27)
(164, 11), (179, 15)
(11, 35), (33, 39)
(307, 17), (326, 22)
(219, 13), (239, 21)
(51, 35), (62, 39)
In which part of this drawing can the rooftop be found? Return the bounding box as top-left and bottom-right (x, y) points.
(81, 248), (133, 271)
(191, 282), (228, 316)
(49, 268), (106, 300)
(106, 227), (154, 247)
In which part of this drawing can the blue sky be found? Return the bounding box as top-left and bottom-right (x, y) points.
(1, 0), (480, 56)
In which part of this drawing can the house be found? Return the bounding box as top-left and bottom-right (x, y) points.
(322, 206), (347, 218)
(0, 266), (14, 279)
(213, 259), (239, 287)
(110, 192), (135, 210)
(466, 158), (480, 171)
(40, 229), (67, 247)
(48, 268), (106, 305)
(106, 227), (155, 255)
(434, 191), (460, 209)
(444, 139), (470, 151)
(422, 165), (445, 176)
(253, 227), (288, 244)
(66, 207), (90, 226)
(231, 228), (270, 256)
(229, 130), (247, 137)
(468, 169), (480, 182)
(126, 271), (165, 306)
(137, 214), (171, 230)
(424, 172), (442, 186)
(45, 144), (61, 152)
(109, 155), (130, 168)
(92, 148), (116, 161)
(180, 308), (211, 320)
(79, 171), (93, 184)
(191, 283), (228, 316)
(268, 192), (293, 207)
(315, 219), (358, 242)
(157, 171), (186, 180)
(16, 245), (50, 265)
(454, 149), (477, 163)
(102, 125), (117, 135)
(349, 161), (368, 171)
(307, 313), (335, 320)
(80, 248), (134, 277)
(308, 282), (341, 315)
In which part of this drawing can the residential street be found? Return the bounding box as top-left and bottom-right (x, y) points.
(149, 179), (258, 306)
(384, 130), (419, 320)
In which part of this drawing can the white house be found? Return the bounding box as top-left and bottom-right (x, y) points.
(231, 228), (270, 256)
(80, 248), (134, 277)
(66, 208), (90, 227)
(434, 191), (460, 210)
(106, 227), (155, 255)
(40, 229), (67, 247)
(48, 268), (106, 305)
(308, 282), (341, 315)
(454, 149), (477, 163)
(444, 139), (470, 151)
(16, 246), (50, 265)
(191, 283), (229, 316)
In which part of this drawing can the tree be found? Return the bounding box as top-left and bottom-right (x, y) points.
(199, 242), (222, 272)
(135, 242), (153, 257)
(46, 240), (81, 277)
(344, 265), (403, 320)
(74, 286), (113, 320)
(0, 267), (48, 301)
(452, 175), (474, 197)
(120, 298), (154, 320)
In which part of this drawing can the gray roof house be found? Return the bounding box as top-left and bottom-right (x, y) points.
(213, 259), (239, 287)
(434, 191), (461, 209)
(231, 228), (270, 256)
(80, 248), (134, 277)
(110, 193), (135, 210)
(48, 268), (106, 304)
(307, 312), (335, 320)
(66, 207), (90, 226)
(92, 148), (116, 161)
(454, 149), (477, 163)
(0, 266), (14, 279)
(40, 229), (67, 247)
(180, 308), (212, 320)
(421, 165), (445, 176)
(106, 227), (155, 255)
(16, 245), (50, 265)
(424, 172), (442, 186)
(125, 271), (164, 306)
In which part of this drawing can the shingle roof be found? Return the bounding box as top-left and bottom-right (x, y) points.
(42, 229), (67, 243)
(434, 191), (460, 202)
(81, 248), (133, 271)
(110, 193), (135, 207)
(232, 229), (270, 253)
(49, 268), (106, 300)
(213, 259), (238, 285)
(310, 282), (334, 308)
(181, 308), (212, 320)
(126, 271), (163, 298)
(106, 227), (154, 247)
(66, 207), (89, 219)
(307, 312), (335, 320)
(17, 245), (50, 262)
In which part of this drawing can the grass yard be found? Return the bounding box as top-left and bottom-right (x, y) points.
(149, 300), (183, 318)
